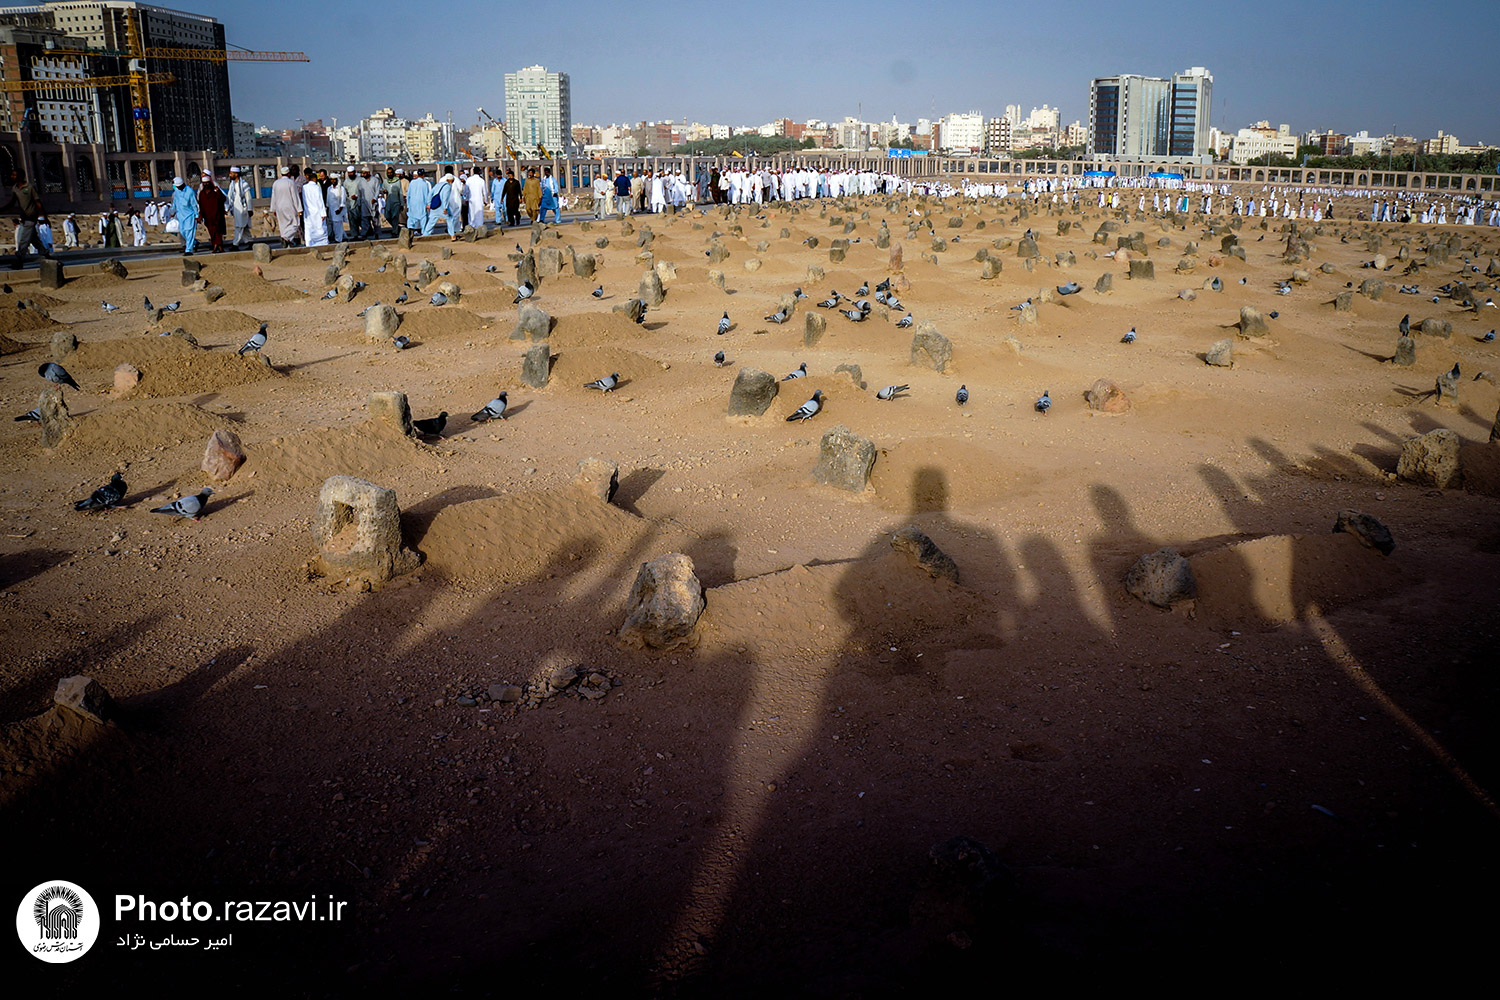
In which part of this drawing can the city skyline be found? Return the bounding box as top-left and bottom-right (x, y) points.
(26, 0), (1499, 144)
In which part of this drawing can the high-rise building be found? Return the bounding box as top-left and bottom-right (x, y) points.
(231, 116), (255, 157)
(938, 111), (984, 153)
(984, 116), (1012, 154)
(0, 1), (233, 153)
(358, 108), (409, 161)
(1089, 66), (1212, 159)
(504, 64), (571, 156)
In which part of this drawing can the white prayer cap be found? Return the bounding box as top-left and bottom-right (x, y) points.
(281, 165), (293, 174)
(172, 176), (184, 186)
(396, 168), (405, 175)
(347, 166), (356, 174)
(443, 172), (456, 182)
(228, 165), (240, 173)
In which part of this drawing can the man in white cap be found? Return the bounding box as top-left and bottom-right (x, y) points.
(302, 167), (328, 246)
(464, 168), (487, 234)
(342, 167), (362, 239)
(226, 166), (254, 248)
(406, 168), (431, 237)
(172, 175), (200, 254)
(270, 165), (301, 247)
(431, 171), (460, 239)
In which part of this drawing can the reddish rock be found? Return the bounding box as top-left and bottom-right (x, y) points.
(112, 363), (140, 398)
(1085, 378), (1131, 414)
(201, 428), (245, 481)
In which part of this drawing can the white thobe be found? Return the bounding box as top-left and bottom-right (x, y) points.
(303, 182), (329, 246)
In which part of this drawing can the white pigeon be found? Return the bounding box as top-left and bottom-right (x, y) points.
(150, 487), (214, 521)
(237, 322), (268, 356)
(786, 390), (823, 422)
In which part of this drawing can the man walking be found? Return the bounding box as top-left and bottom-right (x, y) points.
(2, 169), (50, 267)
(270, 165), (301, 247)
(226, 166), (254, 248)
(614, 167), (631, 218)
(384, 168), (405, 232)
(172, 175), (199, 254)
(405, 168), (432, 237)
(357, 166), (380, 239)
(198, 173), (227, 252)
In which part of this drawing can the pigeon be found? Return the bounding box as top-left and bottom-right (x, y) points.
(163, 301), (180, 312)
(786, 389), (823, 422)
(718, 311), (732, 334)
(955, 385), (969, 406)
(876, 384), (909, 400)
(471, 393), (508, 421)
(634, 303), (648, 325)
(802, 237), (815, 246)
(14, 408), (40, 423)
(875, 278), (891, 293)
(1484, 331), (1495, 342)
(101, 300), (119, 313)
(513, 281), (535, 303)
(150, 487), (214, 521)
(237, 322), (268, 356)
(765, 307), (789, 324)
(485, 264), (499, 273)
(584, 372), (620, 392)
(875, 290), (888, 305)
(393, 335), (411, 350)
(74, 472), (126, 512)
(515, 243), (524, 254)
(38, 362), (80, 389)
(429, 292), (448, 306)
(853, 299), (872, 313)
(322, 289), (338, 300)
(1432, 296), (1440, 304)
(818, 295), (840, 308)
(1238, 277), (1247, 285)
(856, 282), (869, 296)
(713, 350), (726, 367)
(1010, 298), (1032, 311)
(794, 287), (808, 300)
(1269, 311), (1279, 319)
(395, 291), (408, 304)
(1056, 282), (1081, 295)
(1035, 390), (1051, 415)
(1447, 362), (1461, 380)
(1276, 283), (1292, 295)
(1122, 327), (1137, 344)
(413, 412), (448, 437)
(591, 286), (604, 298)
(356, 302), (382, 318)
(886, 297), (903, 311)
(783, 362), (808, 380)
(896, 314), (914, 328)
(143, 295), (153, 311)
(1399, 314), (1410, 336)
(377, 265), (387, 273)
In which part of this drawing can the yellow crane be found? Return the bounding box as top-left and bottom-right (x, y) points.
(0, 71), (174, 92)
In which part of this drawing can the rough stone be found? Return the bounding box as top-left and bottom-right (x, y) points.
(804, 311), (827, 347)
(1333, 510), (1394, 556)
(1227, 245), (1246, 262)
(336, 274), (359, 303)
(617, 553), (704, 651)
(98, 257), (128, 279)
(1434, 366), (1458, 406)
(1393, 336), (1416, 366)
(727, 367), (779, 417)
(1238, 306), (1270, 337)
(1056, 251), (1076, 268)
(397, 228), (413, 250)
(536, 246), (564, 278)
(512, 303), (552, 341)
(638, 269), (665, 306)
(811, 424), (876, 492)
(910, 323), (953, 372)
(202, 284), (226, 304)
(1205, 338), (1234, 367)
(312, 475), (421, 585)
(834, 363), (865, 388)
(707, 242), (731, 263)
(981, 258), (1002, 280)
(112, 363), (140, 397)
(1358, 278), (1385, 300)
(829, 245), (847, 263)
(1417, 318), (1452, 338)
(708, 269), (725, 290)
(1128, 259), (1155, 281)
(323, 263), (341, 287)
(1094, 272), (1113, 294)
(1124, 547), (1197, 608)
(890, 525), (959, 583)
(194, 426), (246, 483)
(888, 244), (903, 272)
(573, 457), (619, 503)
(435, 280), (461, 303)
(611, 298), (647, 324)
(1396, 428), (1460, 488)
(655, 259), (677, 282)
(253, 242), (273, 264)
(1084, 378), (1131, 414)
(365, 304), (401, 341)
(1017, 301), (1038, 325)
(1428, 243), (1449, 264)
(39, 258), (65, 289)
(1333, 290), (1354, 312)
(53, 676), (114, 724)
(50, 329), (77, 362)
(512, 341), (551, 389)
(1290, 268), (1311, 285)
(1178, 289), (1197, 301)
(366, 390), (413, 436)
(744, 258), (762, 272)
(573, 253), (596, 279)
(37, 384), (74, 448)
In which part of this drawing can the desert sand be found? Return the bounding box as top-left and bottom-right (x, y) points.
(2, 192), (1498, 990)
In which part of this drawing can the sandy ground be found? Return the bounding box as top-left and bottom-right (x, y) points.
(2, 194), (1499, 992)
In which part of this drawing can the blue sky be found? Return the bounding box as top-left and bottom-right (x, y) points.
(205, 0), (1497, 141)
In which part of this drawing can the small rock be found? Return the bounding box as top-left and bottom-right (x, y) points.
(1333, 290), (1354, 312)
(910, 324), (953, 372)
(98, 258), (128, 279)
(1094, 272), (1113, 294)
(1392, 336), (1416, 366)
(37, 384), (73, 448)
(364, 304), (401, 341)
(1128, 259), (1155, 281)
(1238, 306), (1270, 337)
(618, 553), (705, 651)
(638, 269), (665, 306)
(1396, 428), (1460, 488)
(54, 675), (114, 724)
(804, 311), (827, 347)
(312, 475), (422, 585)
(1358, 278), (1385, 301)
(39, 258), (65, 289)
(366, 390), (414, 436)
(811, 424), (876, 492)
(1124, 547), (1196, 607)
(1084, 378), (1130, 413)
(890, 525), (959, 583)
(512, 303), (552, 341)
(50, 330), (77, 362)
(253, 242), (273, 264)
(201, 428), (245, 482)
(573, 457), (619, 502)
(112, 363), (140, 397)
(521, 342), (552, 388)
(727, 367), (779, 417)
(1334, 510), (1394, 555)
(1205, 338), (1234, 367)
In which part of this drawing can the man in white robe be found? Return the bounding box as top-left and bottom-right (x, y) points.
(226, 166), (254, 248)
(270, 166), (301, 246)
(326, 179), (347, 242)
(302, 175), (328, 246)
(465, 170), (488, 231)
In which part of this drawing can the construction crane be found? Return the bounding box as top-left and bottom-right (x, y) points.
(0, 71), (174, 93)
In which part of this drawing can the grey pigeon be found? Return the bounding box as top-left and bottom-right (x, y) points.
(237, 321), (268, 355)
(413, 412), (448, 437)
(377, 265), (387, 273)
(484, 264), (499, 273)
(101, 300), (119, 312)
(782, 362), (807, 380)
(14, 408), (40, 423)
(896, 314), (913, 328)
(713, 350), (726, 367)
(1035, 390), (1051, 415)
(1447, 362), (1461, 380)
(513, 281), (535, 303)
(886, 297), (903, 311)
(429, 292), (448, 306)
(875, 278), (891, 292)
(592, 286), (604, 298)
(1010, 298), (1032, 311)
(584, 372), (620, 392)
(794, 287), (807, 299)
(143, 296), (153, 311)
(39, 362), (80, 389)
(955, 385), (969, 406)
(817, 296), (839, 309)
(718, 311), (732, 335)
(765, 307), (789, 324)
(1399, 313), (1410, 336)
(150, 487), (214, 521)
(1057, 282), (1081, 295)
(395, 291), (408, 304)
(876, 384), (909, 400)
(393, 335), (411, 350)
(322, 289), (338, 300)
(1122, 327), (1136, 343)
(74, 472), (126, 512)
(163, 301), (180, 312)
(856, 282), (869, 296)
(356, 302), (381, 318)
(1483, 330), (1495, 342)
(839, 308), (865, 322)
(786, 389), (823, 422)
(471, 393), (508, 421)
